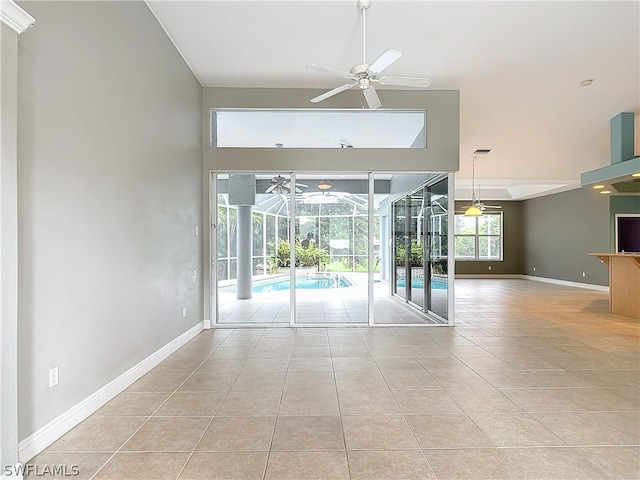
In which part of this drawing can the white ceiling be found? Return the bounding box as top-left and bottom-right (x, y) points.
(146, 0), (639, 200)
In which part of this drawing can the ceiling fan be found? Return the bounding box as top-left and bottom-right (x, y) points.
(307, 0), (432, 109)
(265, 175), (308, 194)
(460, 156), (502, 216)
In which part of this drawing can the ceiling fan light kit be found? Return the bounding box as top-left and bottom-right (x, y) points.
(317, 179), (333, 190)
(307, 0), (432, 109)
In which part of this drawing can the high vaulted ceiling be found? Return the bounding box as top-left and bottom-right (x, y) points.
(146, 0), (639, 200)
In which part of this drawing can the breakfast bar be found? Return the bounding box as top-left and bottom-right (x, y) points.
(589, 253), (640, 318)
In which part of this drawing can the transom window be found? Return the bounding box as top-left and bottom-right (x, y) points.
(211, 109), (426, 148)
(454, 213), (503, 260)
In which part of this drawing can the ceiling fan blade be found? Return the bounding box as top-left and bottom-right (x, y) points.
(306, 64), (354, 80)
(378, 75), (432, 88)
(284, 181), (308, 189)
(368, 49), (402, 75)
(265, 184), (276, 193)
(310, 83), (356, 103)
(362, 86), (382, 110)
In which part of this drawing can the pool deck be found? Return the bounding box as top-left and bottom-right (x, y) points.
(216, 273), (446, 325)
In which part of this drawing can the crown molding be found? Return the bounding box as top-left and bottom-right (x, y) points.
(0, 0), (35, 34)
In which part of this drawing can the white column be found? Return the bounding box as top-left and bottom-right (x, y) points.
(236, 205), (253, 299)
(1, 18), (25, 476)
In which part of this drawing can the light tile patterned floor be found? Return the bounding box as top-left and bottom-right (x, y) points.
(28, 279), (639, 479)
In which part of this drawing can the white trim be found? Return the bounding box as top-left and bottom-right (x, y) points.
(368, 172), (374, 326)
(289, 174), (296, 327)
(455, 273), (609, 292)
(455, 274), (523, 279)
(203, 319), (211, 329)
(17, 322), (204, 463)
(0, 0), (34, 34)
(523, 274), (609, 292)
(447, 174), (455, 326)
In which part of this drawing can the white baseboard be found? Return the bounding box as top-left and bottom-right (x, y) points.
(455, 273), (609, 292)
(204, 319), (211, 329)
(18, 322), (204, 463)
(523, 274), (609, 292)
(455, 274), (523, 279)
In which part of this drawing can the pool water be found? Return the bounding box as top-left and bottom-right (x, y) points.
(223, 275), (352, 294)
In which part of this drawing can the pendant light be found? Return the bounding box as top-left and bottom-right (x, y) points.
(464, 156), (483, 217)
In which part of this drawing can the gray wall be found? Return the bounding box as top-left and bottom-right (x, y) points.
(202, 88), (460, 173)
(17, 1), (202, 439)
(522, 187), (610, 286)
(454, 201), (524, 275)
(202, 87), (460, 323)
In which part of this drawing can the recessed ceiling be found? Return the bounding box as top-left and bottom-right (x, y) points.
(146, 0), (640, 200)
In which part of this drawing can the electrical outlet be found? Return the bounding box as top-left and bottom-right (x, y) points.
(582, 271), (586, 277)
(533, 267), (536, 272)
(49, 367), (59, 387)
(195, 225), (199, 236)
(182, 307), (187, 318)
(193, 269), (197, 279)
(488, 265), (492, 271)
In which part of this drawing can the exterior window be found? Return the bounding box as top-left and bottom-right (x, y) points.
(454, 213), (502, 260)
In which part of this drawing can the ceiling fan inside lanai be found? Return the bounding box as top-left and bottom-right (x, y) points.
(307, 0), (432, 109)
(265, 175), (308, 194)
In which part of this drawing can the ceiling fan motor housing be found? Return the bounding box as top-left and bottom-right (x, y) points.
(350, 64), (370, 77)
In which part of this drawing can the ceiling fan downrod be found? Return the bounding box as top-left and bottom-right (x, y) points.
(358, 0), (370, 65)
(471, 156), (478, 204)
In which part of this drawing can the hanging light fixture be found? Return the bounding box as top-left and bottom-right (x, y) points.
(317, 179), (333, 190)
(464, 156), (483, 217)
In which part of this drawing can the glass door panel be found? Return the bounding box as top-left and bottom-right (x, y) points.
(388, 176), (449, 324)
(214, 173), (290, 324)
(294, 175), (370, 324)
(392, 198), (407, 300)
(426, 177), (449, 321)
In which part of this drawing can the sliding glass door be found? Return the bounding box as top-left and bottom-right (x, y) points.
(212, 172), (450, 326)
(391, 176), (449, 323)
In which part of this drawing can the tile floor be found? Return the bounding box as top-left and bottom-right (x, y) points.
(27, 279), (639, 479)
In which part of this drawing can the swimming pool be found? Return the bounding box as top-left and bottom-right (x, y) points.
(222, 275), (352, 294)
